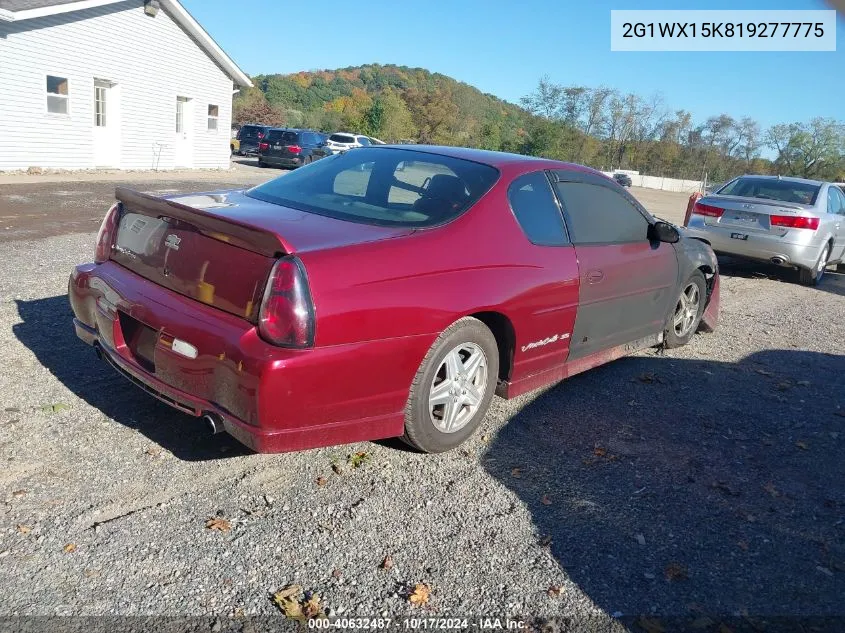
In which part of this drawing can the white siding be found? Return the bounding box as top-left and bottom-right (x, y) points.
(0, 1), (235, 171)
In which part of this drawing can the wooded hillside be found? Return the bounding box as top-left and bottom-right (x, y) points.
(234, 64), (845, 183)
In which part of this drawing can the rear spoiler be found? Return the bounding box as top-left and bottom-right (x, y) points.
(114, 187), (287, 257)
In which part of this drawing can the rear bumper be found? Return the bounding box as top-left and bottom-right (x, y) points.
(69, 262), (431, 453)
(260, 154), (304, 167)
(685, 217), (822, 269)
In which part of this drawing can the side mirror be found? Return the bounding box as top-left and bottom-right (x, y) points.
(650, 220), (680, 244)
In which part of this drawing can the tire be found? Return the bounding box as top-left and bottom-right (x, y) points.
(402, 317), (499, 453)
(798, 243), (830, 286)
(664, 270), (707, 349)
(257, 160), (267, 168)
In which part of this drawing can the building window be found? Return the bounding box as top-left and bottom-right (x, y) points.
(176, 97), (186, 133)
(207, 104), (218, 131)
(46, 75), (69, 114)
(94, 85), (107, 127)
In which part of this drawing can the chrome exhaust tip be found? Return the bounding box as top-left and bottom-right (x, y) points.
(203, 413), (224, 435)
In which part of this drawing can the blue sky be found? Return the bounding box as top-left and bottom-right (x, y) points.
(183, 0), (844, 131)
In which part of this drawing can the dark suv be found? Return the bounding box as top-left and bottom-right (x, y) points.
(613, 172), (633, 187)
(258, 129), (331, 169)
(236, 124), (272, 156)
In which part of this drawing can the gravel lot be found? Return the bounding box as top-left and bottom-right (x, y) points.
(1, 174), (844, 629)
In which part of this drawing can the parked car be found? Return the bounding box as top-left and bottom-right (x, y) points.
(258, 129), (331, 169)
(613, 173), (632, 187)
(325, 132), (383, 154)
(69, 146), (719, 454)
(235, 124), (271, 156)
(685, 175), (845, 285)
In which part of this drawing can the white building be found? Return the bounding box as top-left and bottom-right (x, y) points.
(0, 0), (252, 171)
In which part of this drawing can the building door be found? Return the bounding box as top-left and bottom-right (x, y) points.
(174, 96), (194, 168)
(92, 79), (119, 168)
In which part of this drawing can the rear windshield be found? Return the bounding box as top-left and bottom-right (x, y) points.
(330, 134), (356, 144)
(717, 177), (820, 205)
(238, 126), (265, 140)
(267, 130), (298, 143)
(246, 147), (499, 228)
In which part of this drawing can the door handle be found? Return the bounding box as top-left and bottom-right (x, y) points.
(586, 270), (604, 284)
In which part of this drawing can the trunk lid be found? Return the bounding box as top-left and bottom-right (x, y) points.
(697, 194), (816, 235)
(109, 187), (411, 321)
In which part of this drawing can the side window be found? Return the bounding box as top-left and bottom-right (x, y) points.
(554, 181), (649, 244)
(828, 187), (843, 215)
(507, 172), (568, 246)
(836, 189), (845, 215)
(358, 136), (371, 146)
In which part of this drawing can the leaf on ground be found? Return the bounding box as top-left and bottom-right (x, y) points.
(775, 381), (791, 391)
(316, 476), (328, 487)
(480, 434), (490, 444)
(636, 533), (646, 546)
(302, 593), (324, 618)
(144, 446), (162, 457)
(331, 569), (342, 579)
(16, 524), (31, 535)
(711, 481), (739, 496)
(11, 490), (26, 499)
(637, 616), (666, 633)
(539, 534), (552, 547)
(796, 441), (809, 450)
(510, 467), (522, 478)
(63, 543), (77, 553)
(754, 369), (774, 377)
(41, 403), (71, 414)
(380, 554), (394, 570)
(205, 517), (231, 532)
(408, 583), (431, 606)
(331, 463), (343, 475)
(797, 380), (810, 387)
(347, 452), (370, 468)
(540, 495), (552, 506)
(637, 373), (656, 384)
(664, 562), (688, 581)
(546, 585), (563, 597)
(593, 446), (607, 457)
(273, 584), (309, 620)
(737, 540), (749, 551)
(4, 407), (21, 413)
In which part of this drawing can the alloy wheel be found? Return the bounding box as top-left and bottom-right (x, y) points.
(428, 342), (488, 433)
(673, 283), (701, 337)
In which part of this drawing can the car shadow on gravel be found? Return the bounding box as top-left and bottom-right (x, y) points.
(483, 348), (845, 624)
(718, 256), (845, 297)
(13, 296), (250, 461)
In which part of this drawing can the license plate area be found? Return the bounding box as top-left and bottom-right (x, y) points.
(730, 232), (749, 241)
(118, 311), (157, 373)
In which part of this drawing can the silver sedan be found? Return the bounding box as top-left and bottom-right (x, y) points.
(685, 175), (845, 286)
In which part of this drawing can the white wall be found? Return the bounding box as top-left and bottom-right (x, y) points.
(602, 171), (704, 194)
(0, 0), (235, 171)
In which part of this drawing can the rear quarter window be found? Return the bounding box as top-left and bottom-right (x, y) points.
(507, 172), (568, 246)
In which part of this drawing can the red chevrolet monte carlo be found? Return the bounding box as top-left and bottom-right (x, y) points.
(69, 146), (719, 454)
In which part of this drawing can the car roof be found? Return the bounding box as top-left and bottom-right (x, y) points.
(373, 144), (601, 172)
(735, 174), (826, 186)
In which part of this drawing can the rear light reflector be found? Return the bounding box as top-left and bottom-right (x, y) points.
(770, 215), (819, 230)
(258, 142), (269, 151)
(693, 202), (724, 218)
(94, 202), (120, 263)
(258, 256), (315, 348)
(286, 145), (302, 155)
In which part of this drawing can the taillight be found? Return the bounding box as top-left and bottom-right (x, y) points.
(258, 142), (269, 151)
(94, 202), (120, 263)
(286, 145), (302, 154)
(770, 215), (819, 230)
(258, 256), (315, 348)
(693, 202), (724, 218)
